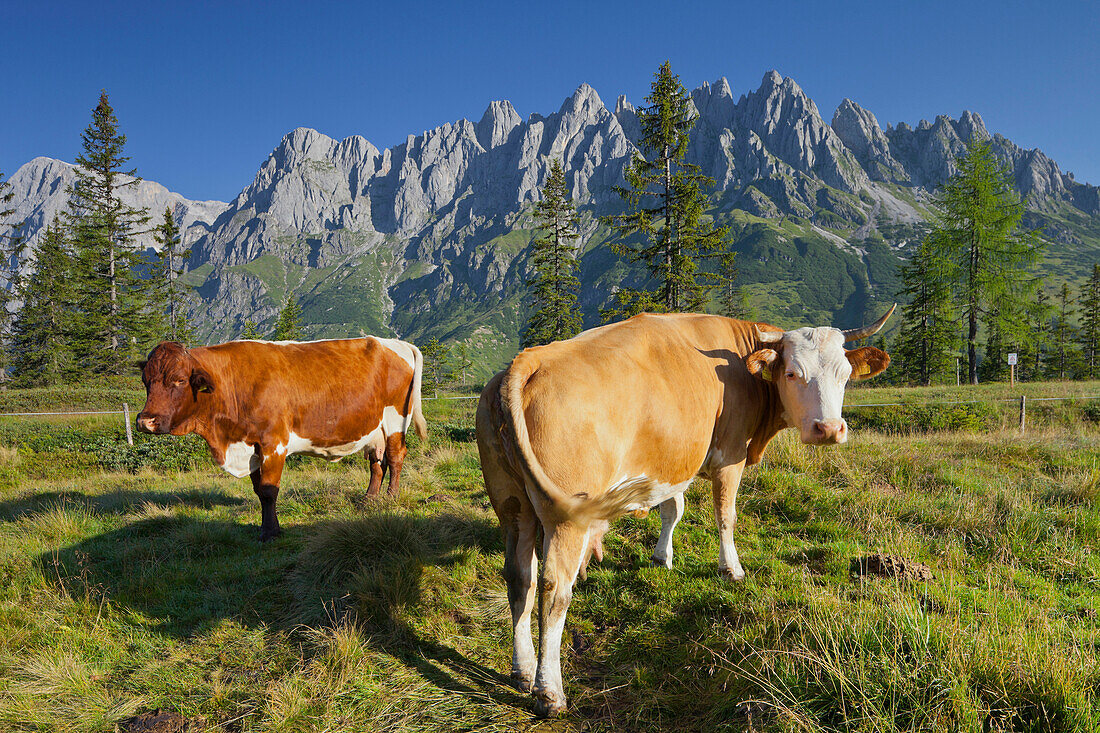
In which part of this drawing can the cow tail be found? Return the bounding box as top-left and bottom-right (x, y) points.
(500, 352), (588, 516)
(410, 343), (428, 442)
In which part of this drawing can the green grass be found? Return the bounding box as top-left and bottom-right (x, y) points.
(2, 384), (1100, 730)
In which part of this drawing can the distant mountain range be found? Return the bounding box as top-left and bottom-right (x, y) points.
(5, 70), (1099, 374)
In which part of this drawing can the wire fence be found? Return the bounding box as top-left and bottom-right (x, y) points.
(2, 394), (1098, 439)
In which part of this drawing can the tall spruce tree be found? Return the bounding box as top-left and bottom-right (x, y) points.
(893, 241), (958, 385)
(714, 249), (750, 320)
(523, 160), (583, 347)
(603, 61), (728, 318)
(273, 296), (304, 340)
(66, 91), (153, 373)
(1080, 264), (1100, 379)
(925, 137), (1044, 384)
(1022, 286), (1054, 381)
(240, 320), (262, 340)
(10, 221), (77, 385)
(153, 206), (193, 343)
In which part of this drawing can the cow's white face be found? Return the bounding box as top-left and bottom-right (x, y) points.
(745, 326), (891, 446)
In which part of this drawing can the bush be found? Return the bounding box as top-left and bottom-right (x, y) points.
(0, 422), (210, 474)
(847, 401), (1001, 434)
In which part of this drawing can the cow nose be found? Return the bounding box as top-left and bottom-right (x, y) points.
(811, 419), (847, 444)
(136, 414), (159, 434)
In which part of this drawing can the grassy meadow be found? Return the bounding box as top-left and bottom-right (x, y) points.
(1, 381), (1100, 731)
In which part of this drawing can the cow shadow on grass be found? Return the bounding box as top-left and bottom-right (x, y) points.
(0, 487), (247, 522)
(36, 507), (529, 709)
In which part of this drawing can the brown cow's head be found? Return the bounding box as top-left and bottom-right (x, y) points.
(136, 342), (215, 435)
(745, 306), (894, 445)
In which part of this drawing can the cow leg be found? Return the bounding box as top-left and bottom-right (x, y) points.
(713, 461), (747, 580)
(383, 432), (407, 497)
(533, 521), (587, 717)
(497, 495), (539, 691)
(365, 444), (384, 498)
(652, 491), (686, 568)
(251, 451), (286, 542)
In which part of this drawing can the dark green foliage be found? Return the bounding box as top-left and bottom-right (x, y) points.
(893, 242), (958, 385)
(603, 61), (728, 318)
(65, 91), (156, 373)
(713, 248), (750, 319)
(1080, 264), (1100, 378)
(1053, 282), (1080, 379)
(273, 295), (303, 340)
(9, 221), (77, 385)
(420, 336), (452, 395)
(0, 169), (27, 376)
(1020, 286), (1055, 381)
(522, 160), (582, 347)
(845, 401), (1000, 434)
(925, 137), (1044, 384)
(153, 206), (193, 343)
(239, 320), (262, 340)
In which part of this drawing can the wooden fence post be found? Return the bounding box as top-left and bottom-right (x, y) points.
(123, 403), (134, 446)
(1019, 395), (1026, 435)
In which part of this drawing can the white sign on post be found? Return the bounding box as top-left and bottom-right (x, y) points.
(1007, 353), (1018, 365)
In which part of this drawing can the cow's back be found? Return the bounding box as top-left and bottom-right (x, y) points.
(501, 313), (767, 503)
(194, 337), (415, 442)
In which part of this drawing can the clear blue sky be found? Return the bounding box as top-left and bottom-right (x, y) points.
(4, 1), (1097, 202)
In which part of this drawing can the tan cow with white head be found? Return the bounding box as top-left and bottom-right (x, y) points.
(476, 307), (893, 716)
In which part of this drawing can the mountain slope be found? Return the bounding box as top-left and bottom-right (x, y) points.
(5, 71), (1099, 375)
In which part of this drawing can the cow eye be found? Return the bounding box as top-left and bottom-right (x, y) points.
(786, 372), (797, 381)
(173, 379), (186, 387)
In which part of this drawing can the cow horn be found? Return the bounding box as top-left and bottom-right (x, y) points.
(841, 304), (897, 343)
(756, 327), (783, 344)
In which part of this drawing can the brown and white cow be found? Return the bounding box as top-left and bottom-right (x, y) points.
(137, 336), (427, 541)
(476, 307), (893, 716)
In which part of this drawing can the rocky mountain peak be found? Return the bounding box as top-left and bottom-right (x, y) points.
(476, 100), (521, 150)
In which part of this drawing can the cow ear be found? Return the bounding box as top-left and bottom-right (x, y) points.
(745, 349), (779, 382)
(190, 368), (215, 394)
(846, 347), (891, 381)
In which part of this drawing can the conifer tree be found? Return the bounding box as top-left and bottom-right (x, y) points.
(1022, 286), (1054, 381)
(66, 91), (153, 372)
(240, 320), (262, 340)
(421, 336), (452, 396)
(603, 61), (728, 318)
(0, 169), (27, 377)
(893, 241), (958, 385)
(450, 342), (473, 387)
(1053, 282), (1078, 380)
(10, 221), (77, 385)
(273, 296), (304, 340)
(925, 137), (1044, 384)
(153, 206), (193, 343)
(523, 160), (583, 347)
(1080, 264), (1100, 379)
(714, 249), (750, 319)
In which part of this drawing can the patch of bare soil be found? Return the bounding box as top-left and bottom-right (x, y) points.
(119, 709), (203, 733)
(850, 553), (934, 581)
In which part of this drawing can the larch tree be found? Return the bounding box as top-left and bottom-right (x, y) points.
(925, 137), (1043, 384)
(523, 159), (583, 348)
(603, 61), (728, 318)
(66, 91), (153, 373)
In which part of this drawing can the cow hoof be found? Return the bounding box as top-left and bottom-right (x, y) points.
(510, 669), (534, 693)
(533, 693), (567, 718)
(720, 567), (746, 582)
(651, 556), (672, 569)
(259, 528), (282, 543)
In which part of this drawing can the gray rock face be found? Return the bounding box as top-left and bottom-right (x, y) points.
(831, 99), (908, 183)
(5, 70), (1100, 348)
(1, 157), (227, 262)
